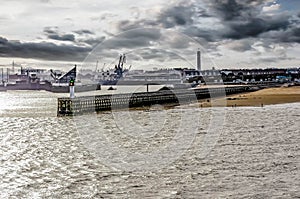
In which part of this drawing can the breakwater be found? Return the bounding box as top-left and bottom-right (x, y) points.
(57, 85), (257, 116)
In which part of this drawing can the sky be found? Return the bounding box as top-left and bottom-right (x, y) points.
(0, 0), (299, 70)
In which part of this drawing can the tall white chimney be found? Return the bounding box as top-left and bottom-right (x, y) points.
(197, 50), (201, 71)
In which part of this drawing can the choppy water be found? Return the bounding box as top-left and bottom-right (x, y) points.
(0, 90), (299, 198)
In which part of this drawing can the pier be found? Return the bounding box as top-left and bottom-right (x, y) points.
(57, 85), (256, 116)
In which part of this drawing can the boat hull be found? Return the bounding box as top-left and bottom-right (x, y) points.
(50, 84), (101, 93)
(0, 83), (101, 93)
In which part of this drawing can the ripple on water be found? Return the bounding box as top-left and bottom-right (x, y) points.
(0, 91), (299, 198)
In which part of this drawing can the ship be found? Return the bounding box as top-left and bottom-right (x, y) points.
(0, 67), (51, 91)
(0, 66), (101, 93)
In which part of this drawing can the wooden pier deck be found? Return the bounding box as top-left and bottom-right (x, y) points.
(57, 85), (256, 116)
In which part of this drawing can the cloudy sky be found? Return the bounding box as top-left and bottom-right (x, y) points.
(0, 0), (299, 70)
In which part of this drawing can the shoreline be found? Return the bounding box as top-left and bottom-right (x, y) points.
(198, 85), (300, 108)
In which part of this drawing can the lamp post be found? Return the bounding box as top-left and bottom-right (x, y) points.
(69, 79), (75, 98)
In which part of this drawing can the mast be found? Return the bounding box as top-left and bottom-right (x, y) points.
(7, 68), (9, 83)
(12, 60), (15, 73)
(118, 54), (122, 68)
(101, 63), (106, 71)
(1, 68), (3, 84)
(95, 60), (99, 73)
(121, 54), (126, 68)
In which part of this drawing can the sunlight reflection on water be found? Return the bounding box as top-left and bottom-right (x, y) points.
(0, 90), (299, 198)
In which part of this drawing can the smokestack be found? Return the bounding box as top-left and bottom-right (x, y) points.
(197, 49), (201, 71)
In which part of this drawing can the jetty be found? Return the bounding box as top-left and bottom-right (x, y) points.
(57, 85), (257, 116)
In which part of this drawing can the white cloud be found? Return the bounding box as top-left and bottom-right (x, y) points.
(262, 3), (280, 12)
(0, 0), (299, 68)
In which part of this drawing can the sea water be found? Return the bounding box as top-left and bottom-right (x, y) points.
(0, 89), (299, 198)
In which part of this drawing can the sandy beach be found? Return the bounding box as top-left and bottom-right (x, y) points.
(199, 85), (300, 107)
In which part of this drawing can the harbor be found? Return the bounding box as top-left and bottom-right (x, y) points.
(1, 51), (300, 94)
(1, 52), (300, 118)
(1, 57), (299, 116)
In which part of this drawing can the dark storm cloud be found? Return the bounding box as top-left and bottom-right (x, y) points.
(43, 27), (58, 34)
(227, 40), (254, 51)
(260, 27), (300, 43)
(79, 36), (106, 47)
(116, 1), (208, 31)
(101, 28), (162, 49)
(102, 37), (151, 49)
(207, 0), (260, 21)
(0, 37), (8, 44)
(74, 29), (95, 35)
(223, 15), (291, 39)
(116, 0), (290, 43)
(146, 0), (299, 49)
(157, 3), (196, 28)
(205, 0), (298, 41)
(184, 26), (217, 42)
(157, 0), (214, 28)
(120, 28), (161, 40)
(258, 55), (293, 63)
(113, 0), (300, 58)
(284, 27), (300, 43)
(43, 27), (76, 42)
(115, 3), (212, 50)
(116, 1), (209, 31)
(167, 37), (191, 49)
(0, 36), (91, 61)
(48, 33), (75, 42)
(117, 19), (158, 32)
(138, 48), (179, 61)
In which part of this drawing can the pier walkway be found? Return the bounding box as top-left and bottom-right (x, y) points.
(57, 85), (257, 116)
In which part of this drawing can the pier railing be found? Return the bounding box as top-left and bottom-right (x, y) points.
(57, 85), (255, 116)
